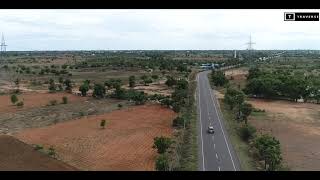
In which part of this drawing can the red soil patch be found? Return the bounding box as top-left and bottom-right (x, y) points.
(15, 105), (176, 171)
(0, 92), (87, 113)
(0, 135), (77, 171)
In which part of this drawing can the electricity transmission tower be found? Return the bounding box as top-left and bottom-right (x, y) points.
(0, 33), (7, 62)
(245, 35), (255, 60)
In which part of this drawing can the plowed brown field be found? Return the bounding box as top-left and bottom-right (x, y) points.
(0, 135), (77, 171)
(15, 104), (176, 171)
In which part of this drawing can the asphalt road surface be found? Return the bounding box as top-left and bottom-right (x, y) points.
(196, 70), (241, 171)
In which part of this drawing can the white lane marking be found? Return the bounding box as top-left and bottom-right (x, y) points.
(214, 143), (216, 149)
(197, 74), (206, 171)
(207, 76), (237, 171)
(212, 135), (214, 141)
(216, 153), (219, 160)
(218, 166), (221, 171)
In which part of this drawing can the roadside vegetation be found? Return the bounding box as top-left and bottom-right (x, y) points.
(209, 69), (285, 171)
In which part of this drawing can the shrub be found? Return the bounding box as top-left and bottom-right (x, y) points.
(62, 96), (68, 104)
(93, 83), (106, 99)
(153, 136), (172, 154)
(49, 100), (57, 106)
(239, 124), (256, 142)
(118, 104), (123, 109)
(155, 154), (170, 171)
(34, 144), (44, 151)
(48, 79), (56, 92)
(100, 119), (106, 129)
(79, 111), (85, 116)
(16, 101), (24, 108)
(48, 146), (56, 158)
(10, 94), (18, 104)
(172, 116), (184, 128)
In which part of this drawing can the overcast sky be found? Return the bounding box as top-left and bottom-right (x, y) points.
(0, 9), (319, 51)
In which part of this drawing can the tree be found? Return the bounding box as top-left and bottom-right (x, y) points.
(155, 154), (170, 171)
(141, 75), (152, 85)
(93, 83), (106, 98)
(10, 94), (18, 105)
(131, 91), (147, 105)
(175, 79), (188, 90)
(165, 76), (177, 87)
(100, 119), (106, 129)
(129, 75), (136, 88)
(224, 88), (245, 110)
(211, 70), (228, 87)
(63, 79), (72, 92)
(254, 134), (282, 171)
(79, 82), (90, 96)
(153, 136), (172, 154)
(247, 67), (263, 80)
(239, 102), (253, 124)
(48, 79), (56, 92)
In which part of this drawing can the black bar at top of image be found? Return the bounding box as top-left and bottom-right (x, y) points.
(294, 12), (319, 21)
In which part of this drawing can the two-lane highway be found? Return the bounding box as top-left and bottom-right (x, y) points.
(197, 70), (241, 171)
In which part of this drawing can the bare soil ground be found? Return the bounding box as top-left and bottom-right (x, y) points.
(0, 92), (87, 114)
(224, 67), (248, 76)
(248, 98), (320, 170)
(0, 135), (77, 171)
(0, 98), (127, 135)
(123, 80), (173, 96)
(15, 104), (176, 171)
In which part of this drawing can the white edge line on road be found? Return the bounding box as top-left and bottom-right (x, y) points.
(197, 74), (206, 171)
(214, 143), (216, 149)
(216, 153), (218, 159)
(218, 166), (221, 171)
(207, 77), (237, 171)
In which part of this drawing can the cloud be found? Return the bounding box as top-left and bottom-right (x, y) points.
(0, 9), (319, 50)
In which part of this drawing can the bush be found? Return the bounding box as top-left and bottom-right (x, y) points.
(172, 103), (181, 113)
(172, 116), (184, 128)
(48, 146), (56, 158)
(79, 111), (85, 116)
(16, 101), (24, 108)
(100, 119), (106, 129)
(93, 83), (106, 99)
(62, 96), (68, 104)
(118, 104), (123, 109)
(34, 144), (44, 151)
(79, 83), (90, 96)
(10, 94), (18, 104)
(49, 100), (57, 106)
(155, 154), (170, 171)
(153, 136), (172, 154)
(48, 79), (56, 92)
(239, 124), (256, 142)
